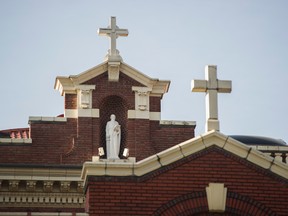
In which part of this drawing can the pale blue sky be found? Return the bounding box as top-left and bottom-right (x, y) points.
(0, 0), (287, 142)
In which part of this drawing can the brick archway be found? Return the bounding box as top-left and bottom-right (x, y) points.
(99, 95), (128, 159)
(153, 191), (276, 216)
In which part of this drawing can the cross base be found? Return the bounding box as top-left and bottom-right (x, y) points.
(206, 119), (220, 132)
(104, 49), (123, 62)
(108, 62), (120, 82)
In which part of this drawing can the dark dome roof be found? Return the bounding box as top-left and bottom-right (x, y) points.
(229, 135), (287, 146)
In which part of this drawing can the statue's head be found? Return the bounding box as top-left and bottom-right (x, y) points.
(110, 114), (116, 121)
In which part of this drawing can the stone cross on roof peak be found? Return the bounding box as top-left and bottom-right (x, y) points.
(98, 16), (129, 62)
(191, 65), (232, 132)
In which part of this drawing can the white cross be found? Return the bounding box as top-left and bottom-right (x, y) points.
(191, 65), (232, 132)
(98, 16), (129, 62)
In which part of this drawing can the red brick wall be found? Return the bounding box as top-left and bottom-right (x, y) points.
(126, 119), (155, 160)
(85, 72), (143, 110)
(150, 96), (161, 112)
(85, 146), (288, 215)
(0, 71), (195, 164)
(124, 120), (195, 161)
(65, 94), (77, 109)
(150, 121), (195, 154)
(0, 118), (77, 164)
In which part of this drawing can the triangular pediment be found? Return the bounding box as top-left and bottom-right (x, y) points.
(54, 61), (170, 97)
(82, 131), (288, 182)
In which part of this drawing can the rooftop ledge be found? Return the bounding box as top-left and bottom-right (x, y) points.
(252, 145), (288, 152)
(160, 120), (196, 126)
(0, 138), (32, 144)
(29, 116), (67, 123)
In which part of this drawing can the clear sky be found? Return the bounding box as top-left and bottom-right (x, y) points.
(0, 0), (287, 143)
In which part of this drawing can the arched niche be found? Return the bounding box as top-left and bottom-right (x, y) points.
(99, 95), (128, 159)
(153, 191), (276, 216)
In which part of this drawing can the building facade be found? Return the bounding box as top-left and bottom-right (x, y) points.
(0, 17), (288, 215)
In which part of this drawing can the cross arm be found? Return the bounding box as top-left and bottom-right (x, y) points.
(116, 29), (129, 36)
(97, 28), (128, 36)
(191, 80), (208, 92)
(98, 28), (111, 35)
(217, 80), (232, 93)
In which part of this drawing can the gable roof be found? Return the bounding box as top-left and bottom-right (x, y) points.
(81, 130), (288, 183)
(54, 61), (170, 97)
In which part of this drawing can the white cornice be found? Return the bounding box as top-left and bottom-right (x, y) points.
(0, 138), (32, 144)
(0, 166), (82, 181)
(160, 120), (196, 126)
(29, 116), (67, 123)
(71, 61), (108, 85)
(121, 62), (170, 95)
(81, 131), (288, 182)
(54, 61), (170, 98)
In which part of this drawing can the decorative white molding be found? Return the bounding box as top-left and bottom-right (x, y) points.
(55, 61), (170, 99)
(54, 76), (77, 96)
(0, 167), (85, 209)
(26, 180), (37, 191)
(128, 110), (149, 119)
(9, 180), (19, 191)
(79, 89), (91, 108)
(60, 181), (71, 192)
(76, 85), (95, 109)
(247, 148), (274, 169)
(120, 62), (170, 96)
(134, 155), (162, 176)
(43, 181), (54, 192)
(0, 213), (27, 216)
(225, 137), (251, 158)
(78, 109), (99, 118)
(108, 61), (121, 81)
(0, 167), (82, 182)
(29, 116), (67, 123)
(201, 131), (228, 148)
(206, 183), (227, 212)
(0, 192), (85, 208)
(132, 87), (152, 111)
(179, 136), (205, 157)
(160, 120), (196, 126)
(0, 138), (32, 144)
(274, 153), (283, 162)
(65, 109), (78, 118)
(252, 145), (288, 151)
(65, 109), (100, 118)
(127, 110), (160, 120)
(0, 179), (84, 193)
(105, 162), (134, 176)
(157, 145), (184, 166)
(149, 112), (161, 121)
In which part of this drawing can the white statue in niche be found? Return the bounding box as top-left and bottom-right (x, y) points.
(106, 114), (121, 159)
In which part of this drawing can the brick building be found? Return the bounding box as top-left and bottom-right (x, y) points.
(0, 17), (288, 215)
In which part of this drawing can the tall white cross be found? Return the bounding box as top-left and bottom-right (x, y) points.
(191, 65), (232, 132)
(98, 16), (129, 62)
